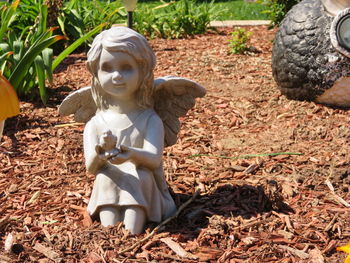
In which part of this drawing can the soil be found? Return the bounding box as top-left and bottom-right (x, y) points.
(1, 26), (350, 263)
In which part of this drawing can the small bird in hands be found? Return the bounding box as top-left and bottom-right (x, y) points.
(95, 130), (120, 160)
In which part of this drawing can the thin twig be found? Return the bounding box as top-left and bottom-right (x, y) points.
(325, 179), (350, 207)
(324, 214), (338, 232)
(55, 122), (84, 128)
(0, 215), (10, 231)
(278, 245), (309, 259)
(188, 152), (303, 160)
(231, 214), (275, 232)
(119, 190), (201, 254)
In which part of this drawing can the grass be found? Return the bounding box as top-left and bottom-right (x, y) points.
(213, 1), (269, 20)
(136, 0), (269, 21)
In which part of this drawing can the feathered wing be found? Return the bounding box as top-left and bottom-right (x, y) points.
(58, 86), (97, 123)
(153, 76), (206, 147)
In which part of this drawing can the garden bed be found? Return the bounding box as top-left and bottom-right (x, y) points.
(1, 25), (350, 262)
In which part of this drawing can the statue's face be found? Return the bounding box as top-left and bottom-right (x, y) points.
(98, 49), (140, 100)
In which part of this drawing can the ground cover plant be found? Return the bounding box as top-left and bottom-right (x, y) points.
(207, 0), (269, 20)
(0, 0), (111, 104)
(228, 27), (252, 54)
(1, 25), (350, 262)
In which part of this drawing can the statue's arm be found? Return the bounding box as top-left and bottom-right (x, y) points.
(109, 115), (164, 170)
(83, 121), (107, 174)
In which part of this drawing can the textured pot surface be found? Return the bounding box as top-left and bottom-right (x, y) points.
(272, 0), (350, 106)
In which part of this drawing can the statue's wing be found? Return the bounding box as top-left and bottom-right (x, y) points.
(154, 76), (206, 147)
(58, 86), (97, 123)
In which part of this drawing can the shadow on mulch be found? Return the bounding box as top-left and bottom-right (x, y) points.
(4, 84), (76, 137)
(53, 55), (87, 74)
(16, 85), (75, 109)
(161, 183), (294, 238)
(5, 115), (52, 136)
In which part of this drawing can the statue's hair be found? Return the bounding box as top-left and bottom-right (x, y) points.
(86, 27), (156, 110)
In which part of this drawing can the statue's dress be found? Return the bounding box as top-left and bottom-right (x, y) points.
(86, 109), (176, 222)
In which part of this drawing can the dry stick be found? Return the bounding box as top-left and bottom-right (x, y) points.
(325, 179), (350, 207)
(231, 218), (271, 232)
(33, 243), (62, 262)
(55, 122), (84, 128)
(324, 213), (339, 232)
(278, 245), (309, 259)
(0, 215), (10, 231)
(189, 152), (303, 160)
(119, 190), (201, 254)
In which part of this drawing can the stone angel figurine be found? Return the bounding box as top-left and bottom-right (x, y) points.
(58, 27), (206, 234)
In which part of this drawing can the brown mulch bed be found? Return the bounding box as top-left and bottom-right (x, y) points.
(1, 26), (350, 262)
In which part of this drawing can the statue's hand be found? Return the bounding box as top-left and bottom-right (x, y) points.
(95, 145), (120, 160)
(108, 145), (131, 165)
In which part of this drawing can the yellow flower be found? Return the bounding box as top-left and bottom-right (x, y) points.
(0, 74), (19, 140)
(0, 73), (19, 120)
(337, 241), (350, 263)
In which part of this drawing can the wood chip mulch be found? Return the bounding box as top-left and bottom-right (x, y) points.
(1, 26), (350, 263)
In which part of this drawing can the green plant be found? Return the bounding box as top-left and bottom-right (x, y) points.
(134, 0), (220, 39)
(52, 22), (107, 70)
(257, 0), (301, 27)
(0, 1), (64, 103)
(58, 0), (123, 46)
(228, 27), (252, 54)
(0, 0), (20, 41)
(0, 0), (108, 104)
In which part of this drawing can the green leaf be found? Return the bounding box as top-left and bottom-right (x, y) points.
(52, 22), (108, 71)
(66, 9), (84, 33)
(0, 50), (12, 60)
(13, 40), (24, 63)
(37, 4), (48, 36)
(0, 0), (19, 41)
(34, 55), (47, 104)
(66, 0), (79, 10)
(30, 28), (54, 49)
(0, 43), (10, 53)
(18, 67), (34, 94)
(42, 48), (53, 84)
(0, 51), (13, 74)
(9, 34), (66, 90)
(57, 16), (66, 36)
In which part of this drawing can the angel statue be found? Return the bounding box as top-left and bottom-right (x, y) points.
(58, 27), (206, 234)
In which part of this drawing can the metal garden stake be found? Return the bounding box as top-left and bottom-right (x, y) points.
(123, 0), (138, 29)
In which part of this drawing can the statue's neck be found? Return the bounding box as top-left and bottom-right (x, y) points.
(103, 95), (141, 114)
(98, 107), (145, 129)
